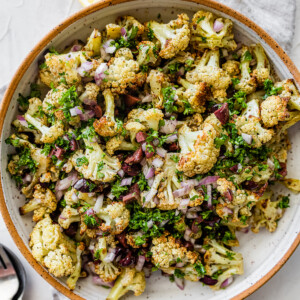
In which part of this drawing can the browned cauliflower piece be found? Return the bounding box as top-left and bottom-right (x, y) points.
(186, 50), (231, 101)
(151, 232), (198, 268)
(177, 123), (220, 177)
(261, 95), (290, 127)
(20, 184), (57, 222)
(99, 48), (146, 94)
(222, 60), (240, 77)
(145, 14), (190, 59)
(190, 10), (237, 51)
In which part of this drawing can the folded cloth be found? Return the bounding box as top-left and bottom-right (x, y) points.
(217, 0), (296, 52)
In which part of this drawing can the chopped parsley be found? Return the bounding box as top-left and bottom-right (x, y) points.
(278, 196), (290, 209)
(263, 79), (282, 99)
(162, 87), (178, 114)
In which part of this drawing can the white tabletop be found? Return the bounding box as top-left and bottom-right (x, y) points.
(0, 0), (299, 299)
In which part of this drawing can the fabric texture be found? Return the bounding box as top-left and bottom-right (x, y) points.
(217, 0), (296, 51)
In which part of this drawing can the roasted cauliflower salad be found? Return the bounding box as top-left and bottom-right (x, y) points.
(6, 10), (300, 299)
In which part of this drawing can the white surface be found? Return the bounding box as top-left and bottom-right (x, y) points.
(0, 0), (299, 299)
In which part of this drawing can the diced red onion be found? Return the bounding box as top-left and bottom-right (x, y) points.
(143, 165), (155, 179)
(176, 262), (185, 268)
(159, 219), (169, 227)
(88, 239), (97, 251)
(181, 179), (199, 188)
(194, 244), (207, 254)
(79, 110), (95, 121)
(103, 248), (116, 263)
(187, 206), (201, 212)
(73, 178), (85, 190)
(140, 157), (147, 167)
(92, 276), (114, 287)
(70, 106), (83, 116)
(143, 186), (157, 205)
(213, 20), (224, 32)
(141, 142), (146, 152)
(55, 190), (64, 201)
(214, 103), (229, 125)
(241, 133), (253, 145)
(141, 94), (153, 103)
(165, 134), (178, 144)
(198, 176), (219, 186)
(184, 228), (192, 241)
(94, 194), (104, 213)
(159, 120), (177, 134)
(82, 98), (97, 106)
(156, 147), (167, 158)
(147, 178), (154, 187)
(94, 63), (108, 85)
(152, 158), (164, 168)
(120, 177), (133, 186)
(222, 206), (233, 216)
(71, 192), (78, 202)
(173, 185), (193, 198)
(135, 255), (146, 272)
(117, 169), (125, 178)
(85, 208), (95, 216)
(239, 226), (249, 234)
(267, 158), (275, 170)
(77, 61), (93, 77)
(121, 27), (127, 40)
(70, 44), (82, 52)
(179, 198), (189, 211)
(23, 174), (32, 183)
(186, 211), (198, 219)
(176, 66), (185, 76)
(100, 47), (110, 61)
(56, 171), (78, 191)
(107, 192), (115, 200)
(17, 115), (28, 127)
(220, 276), (233, 288)
(174, 277), (185, 290)
(206, 184), (212, 208)
(105, 45), (116, 54)
(147, 220), (154, 229)
(152, 139), (159, 147)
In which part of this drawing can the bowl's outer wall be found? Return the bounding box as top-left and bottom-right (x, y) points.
(0, 1), (299, 300)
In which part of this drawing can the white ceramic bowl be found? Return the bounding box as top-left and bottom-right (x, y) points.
(0, 1), (299, 299)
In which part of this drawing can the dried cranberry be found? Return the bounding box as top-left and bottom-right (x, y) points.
(168, 142), (178, 151)
(243, 180), (259, 190)
(255, 182), (268, 197)
(224, 189), (233, 202)
(123, 184), (141, 203)
(119, 250), (135, 267)
(93, 105), (102, 118)
(229, 165), (239, 173)
(70, 139), (78, 151)
(182, 241), (194, 251)
(278, 163), (287, 178)
(191, 216), (203, 233)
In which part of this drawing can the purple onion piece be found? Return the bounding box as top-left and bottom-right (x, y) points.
(174, 276), (185, 290)
(135, 255), (146, 272)
(214, 103), (229, 125)
(92, 276), (114, 287)
(200, 276), (218, 286)
(213, 19), (224, 32)
(197, 176), (219, 186)
(120, 177), (133, 186)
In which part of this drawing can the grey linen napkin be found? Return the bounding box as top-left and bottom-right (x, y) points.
(217, 0), (296, 52)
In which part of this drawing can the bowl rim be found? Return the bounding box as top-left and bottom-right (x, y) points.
(0, 0), (299, 299)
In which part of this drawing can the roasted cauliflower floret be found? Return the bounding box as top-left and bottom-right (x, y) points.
(222, 60), (240, 77)
(146, 14), (190, 59)
(79, 82), (100, 103)
(71, 137), (121, 182)
(177, 123), (220, 177)
(251, 43), (270, 85)
(20, 184), (57, 222)
(275, 79), (300, 111)
(106, 136), (137, 155)
(251, 195), (286, 233)
(24, 113), (64, 143)
(235, 46), (257, 94)
(93, 89), (118, 137)
(216, 178), (259, 226)
(136, 41), (158, 67)
(235, 115), (274, 148)
(83, 28), (102, 56)
(151, 232), (198, 268)
(107, 268), (146, 300)
(58, 206), (80, 229)
(176, 78), (210, 113)
(6, 134), (51, 197)
(190, 10), (237, 51)
(97, 202), (130, 234)
(116, 15), (145, 36)
(94, 236), (121, 282)
(124, 122), (147, 146)
(204, 239), (243, 290)
(156, 154), (182, 210)
(127, 108), (164, 131)
(39, 51), (95, 87)
(261, 95), (290, 127)
(146, 69), (171, 109)
(186, 50), (231, 101)
(99, 48), (146, 93)
(29, 215), (83, 289)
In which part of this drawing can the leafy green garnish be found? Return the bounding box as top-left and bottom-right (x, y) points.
(263, 79), (282, 99)
(162, 87), (178, 114)
(278, 196), (290, 209)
